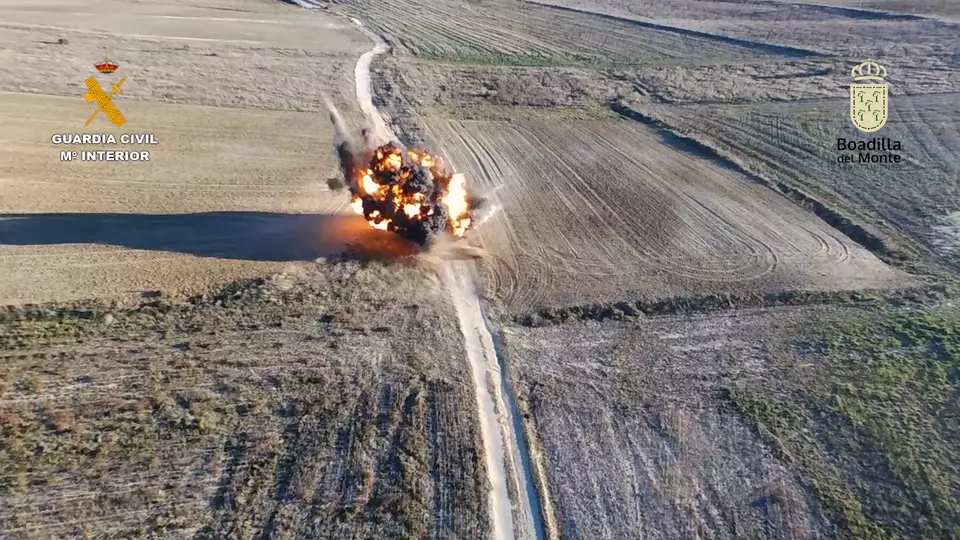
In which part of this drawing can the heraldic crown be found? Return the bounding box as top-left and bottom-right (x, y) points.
(851, 60), (886, 81)
(95, 57), (119, 74)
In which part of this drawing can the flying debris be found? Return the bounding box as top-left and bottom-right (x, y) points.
(324, 97), (485, 246)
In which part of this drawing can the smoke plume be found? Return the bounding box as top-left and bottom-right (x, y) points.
(323, 96), (486, 246)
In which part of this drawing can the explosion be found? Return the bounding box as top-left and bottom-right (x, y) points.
(348, 143), (474, 245)
(324, 96), (482, 246)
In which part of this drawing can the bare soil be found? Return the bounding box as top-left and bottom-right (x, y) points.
(379, 55), (960, 114)
(638, 93), (960, 272)
(3, 0), (958, 539)
(0, 0), (367, 111)
(792, 0), (960, 20)
(348, 2), (960, 538)
(0, 92), (379, 305)
(505, 298), (960, 540)
(334, 0), (781, 64)
(528, 0), (960, 67)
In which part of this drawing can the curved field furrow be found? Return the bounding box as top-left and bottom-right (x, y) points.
(427, 117), (906, 314)
(337, 0), (777, 64)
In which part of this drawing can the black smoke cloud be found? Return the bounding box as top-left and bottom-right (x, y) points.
(322, 96), (479, 246)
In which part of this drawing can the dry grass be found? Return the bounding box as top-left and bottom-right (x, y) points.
(502, 307), (839, 539)
(729, 306), (960, 539)
(504, 300), (960, 540)
(0, 261), (490, 539)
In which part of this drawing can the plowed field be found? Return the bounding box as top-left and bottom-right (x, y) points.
(0, 262), (490, 539)
(424, 117), (907, 314)
(0, 93), (376, 304)
(528, 0), (959, 66)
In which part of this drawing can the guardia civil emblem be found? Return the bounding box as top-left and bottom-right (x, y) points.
(850, 60), (888, 132)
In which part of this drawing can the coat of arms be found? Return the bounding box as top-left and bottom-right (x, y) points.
(850, 60), (888, 132)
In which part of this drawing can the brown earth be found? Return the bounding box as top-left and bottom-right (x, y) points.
(638, 92), (960, 272)
(792, 0), (960, 20)
(341, 0), (960, 107)
(0, 92), (376, 305)
(504, 298), (960, 540)
(379, 55), (960, 112)
(526, 0), (960, 66)
(346, 1), (960, 537)
(0, 0), (366, 111)
(356, 3), (948, 312)
(2, 0), (958, 539)
(335, 0), (782, 63)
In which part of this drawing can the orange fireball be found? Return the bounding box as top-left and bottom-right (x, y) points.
(348, 142), (475, 245)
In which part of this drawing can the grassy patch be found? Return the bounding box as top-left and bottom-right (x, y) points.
(729, 309), (960, 539)
(515, 283), (950, 326)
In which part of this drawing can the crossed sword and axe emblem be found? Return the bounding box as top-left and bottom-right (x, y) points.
(84, 75), (127, 127)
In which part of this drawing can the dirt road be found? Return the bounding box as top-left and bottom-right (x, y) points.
(350, 18), (543, 540)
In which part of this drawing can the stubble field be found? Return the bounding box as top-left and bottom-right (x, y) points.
(791, 0), (960, 19)
(0, 92), (385, 304)
(337, 0), (789, 65)
(354, 0), (915, 316)
(505, 298), (960, 540)
(2, 0), (959, 538)
(0, 261), (490, 539)
(344, 0), (960, 537)
(504, 308), (836, 540)
(529, 0), (960, 64)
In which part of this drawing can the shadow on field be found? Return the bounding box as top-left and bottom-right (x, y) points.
(0, 212), (417, 261)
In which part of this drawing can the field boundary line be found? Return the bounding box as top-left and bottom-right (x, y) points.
(511, 282), (948, 327)
(341, 13), (544, 540)
(523, 0), (823, 58)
